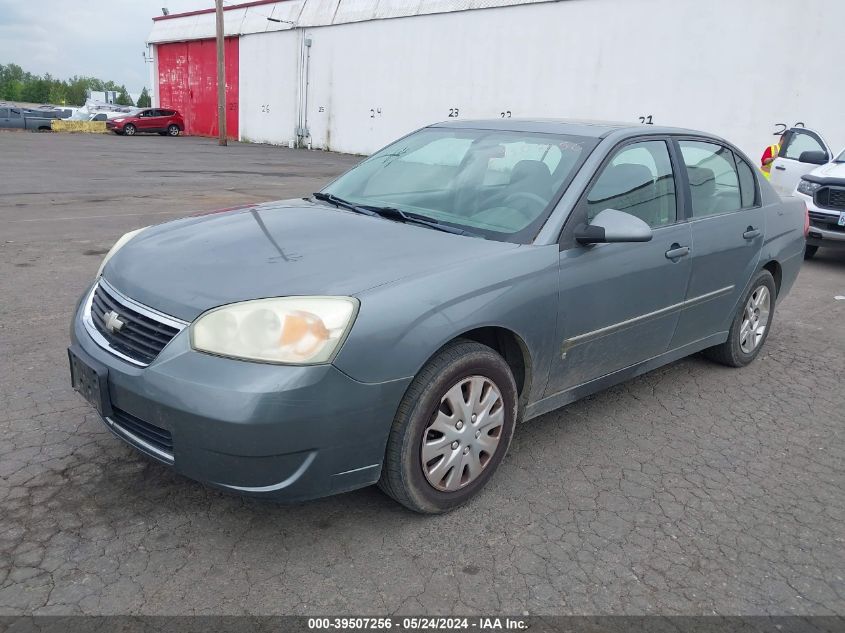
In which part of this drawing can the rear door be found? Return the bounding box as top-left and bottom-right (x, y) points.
(670, 139), (764, 348)
(149, 109), (169, 132)
(770, 128), (832, 196)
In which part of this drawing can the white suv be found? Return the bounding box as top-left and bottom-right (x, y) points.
(770, 128), (845, 259)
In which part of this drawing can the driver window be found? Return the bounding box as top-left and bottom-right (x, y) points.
(782, 131), (825, 161)
(586, 141), (677, 228)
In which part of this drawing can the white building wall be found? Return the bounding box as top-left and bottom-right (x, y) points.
(239, 32), (300, 144)
(220, 0), (843, 158)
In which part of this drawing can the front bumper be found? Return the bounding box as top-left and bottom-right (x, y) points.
(797, 191), (845, 249)
(70, 285), (410, 502)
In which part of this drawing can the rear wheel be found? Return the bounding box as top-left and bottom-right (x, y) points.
(704, 270), (776, 367)
(123, 124), (136, 136)
(804, 245), (818, 260)
(379, 340), (518, 514)
(167, 124), (180, 137)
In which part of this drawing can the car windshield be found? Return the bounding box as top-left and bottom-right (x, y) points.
(320, 127), (596, 243)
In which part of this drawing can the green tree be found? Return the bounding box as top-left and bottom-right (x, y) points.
(136, 87), (151, 108)
(115, 85), (134, 106)
(0, 64), (136, 107)
(48, 82), (67, 105)
(20, 77), (49, 104)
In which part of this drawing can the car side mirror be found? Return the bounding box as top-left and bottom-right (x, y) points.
(798, 150), (828, 165)
(575, 209), (653, 245)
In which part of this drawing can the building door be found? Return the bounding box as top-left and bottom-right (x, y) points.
(157, 38), (239, 139)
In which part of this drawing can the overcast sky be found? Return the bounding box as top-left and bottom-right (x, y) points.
(0, 0), (213, 93)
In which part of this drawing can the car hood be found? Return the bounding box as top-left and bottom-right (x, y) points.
(809, 161), (845, 181)
(104, 199), (517, 322)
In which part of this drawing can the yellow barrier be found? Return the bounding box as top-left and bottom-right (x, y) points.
(51, 120), (108, 133)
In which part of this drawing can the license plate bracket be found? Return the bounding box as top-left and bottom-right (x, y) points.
(68, 347), (112, 417)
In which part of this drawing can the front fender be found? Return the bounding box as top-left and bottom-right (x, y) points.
(333, 245), (560, 405)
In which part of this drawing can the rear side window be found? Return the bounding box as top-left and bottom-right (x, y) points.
(733, 153), (758, 208)
(679, 140), (741, 217)
(586, 140), (678, 228)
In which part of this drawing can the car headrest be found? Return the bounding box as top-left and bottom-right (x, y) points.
(591, 163), (654, 202)
(687, 166), (716, 198)
(509, 160), (553, 194)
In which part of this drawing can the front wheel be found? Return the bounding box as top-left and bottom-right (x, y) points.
(123, 124), (136, 136)
(379, 340), (518, 514)
(804, 245), (818, 260)
(704, 270), (776, 367)
(167, 124), (180, 137)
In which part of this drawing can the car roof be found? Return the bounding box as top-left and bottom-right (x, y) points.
(431, 118), (721, 142)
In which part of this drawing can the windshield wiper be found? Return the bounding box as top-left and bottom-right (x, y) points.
(313, 193), (478, 237)
(359, 204), (480, 237)
(312, 192), (379, 217)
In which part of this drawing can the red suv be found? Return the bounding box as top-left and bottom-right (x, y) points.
(107, 108), (185, 137)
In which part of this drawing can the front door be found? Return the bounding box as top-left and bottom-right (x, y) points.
(770, 128), (831, 196)
(670, 139), (764, 347)
(0, 108), (25, 129)
(547, 138), (692, 396)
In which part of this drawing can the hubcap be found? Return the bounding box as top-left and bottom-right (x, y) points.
(739, 285), (771, 354)
(421, 376), (505, 492)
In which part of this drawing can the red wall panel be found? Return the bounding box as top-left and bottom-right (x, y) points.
(157, 38), (239, 139)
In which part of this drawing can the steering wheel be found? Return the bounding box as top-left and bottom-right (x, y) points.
(503, 191), (548, 215)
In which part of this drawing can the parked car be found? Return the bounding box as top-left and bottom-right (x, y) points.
(769, 129), (845, 259)
(69, 120), (806, 513)
(0, 107), (57, 131)
(106, 108), (184, 136)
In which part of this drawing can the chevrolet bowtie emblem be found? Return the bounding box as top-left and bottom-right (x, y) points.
(103, 310), (125, 333)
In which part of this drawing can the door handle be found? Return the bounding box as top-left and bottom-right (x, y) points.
(775, 165), (786, 171)
(743, 227), (761, 240)
(665, 244), (690, 260)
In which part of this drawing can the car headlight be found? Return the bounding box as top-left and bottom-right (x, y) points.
(797, 179), (822, 197)
(113, 118), (125, 123)
(191, 297), (359, 365)
(96, 227), (147, 277)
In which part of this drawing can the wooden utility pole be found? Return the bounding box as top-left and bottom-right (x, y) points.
(215, 0), (227, 146)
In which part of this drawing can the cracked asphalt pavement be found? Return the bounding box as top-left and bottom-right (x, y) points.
(1, 133), (844, 616)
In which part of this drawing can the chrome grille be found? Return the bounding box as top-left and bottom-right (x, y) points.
(83, 280), (187, 366)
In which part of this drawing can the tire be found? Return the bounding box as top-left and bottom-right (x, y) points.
(804, 245), (818, 260)
(124, 124), (136, 136)
(703, 270), (777, 368)
(379, 339), (518, 514)
(167, 124), (180, 137)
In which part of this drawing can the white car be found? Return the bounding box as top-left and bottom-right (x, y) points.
(770, 127), (845, 259)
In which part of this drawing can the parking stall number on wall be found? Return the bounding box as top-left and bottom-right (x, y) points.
(773, 122), (805, 135)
